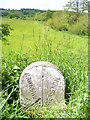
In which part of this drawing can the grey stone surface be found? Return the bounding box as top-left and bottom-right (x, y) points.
(20, 61), (65, 107)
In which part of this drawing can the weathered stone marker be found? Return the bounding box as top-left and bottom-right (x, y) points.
(20, 61), (65, 107)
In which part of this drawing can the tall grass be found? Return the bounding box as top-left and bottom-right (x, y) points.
(1, 19), (88, 118)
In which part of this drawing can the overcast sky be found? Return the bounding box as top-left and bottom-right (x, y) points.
(0, 0), (69, 10)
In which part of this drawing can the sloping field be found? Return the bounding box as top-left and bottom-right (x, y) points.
(2, 18), (88, 55)
(1, 18), (88, 118)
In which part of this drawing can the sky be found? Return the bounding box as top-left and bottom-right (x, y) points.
(0, 0), (69, 10)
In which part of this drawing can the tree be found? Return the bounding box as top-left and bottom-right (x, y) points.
(64, 0), (79, 14)
(0, 24), (13, 40)
(64, 0), (88, 14)
(45, 9), (53, 20)
(8, 13), (20, 19)
(80, 0), (88, 13)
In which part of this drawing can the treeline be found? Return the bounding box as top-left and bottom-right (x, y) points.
(0, 8), (46, 19)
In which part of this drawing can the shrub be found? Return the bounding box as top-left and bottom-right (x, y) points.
(47, 11), (88, 35)
(47, 11), (69, 31)
(8, 13), (20, 19)
(35, 10), (53, 21)
(0, 24), (13, 40)
(69, 14), (88, 35)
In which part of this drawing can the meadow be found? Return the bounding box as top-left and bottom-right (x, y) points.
(1, 18), (88, 118)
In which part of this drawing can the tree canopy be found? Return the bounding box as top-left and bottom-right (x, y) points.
(64, 0), (88, 14)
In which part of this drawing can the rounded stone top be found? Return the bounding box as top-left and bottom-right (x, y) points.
(21, 61), (62, 74)
(20, 61), (65, 107)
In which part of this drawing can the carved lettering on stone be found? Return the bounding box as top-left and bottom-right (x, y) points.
(19, 61), (65, 107)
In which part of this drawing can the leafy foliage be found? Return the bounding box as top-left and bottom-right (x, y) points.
(8, 13), (22, 19)
(64, 0), (88, 14)
(47, 11), (69, 31)
(0, 8), (46, 18)
(0, 24), (13, 40)
(35, 10), (53, 21)
(47, 11), (88, 35)
(69, 14), (88, 35)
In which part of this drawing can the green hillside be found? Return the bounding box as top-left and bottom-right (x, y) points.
(1, 18), (88, 118)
